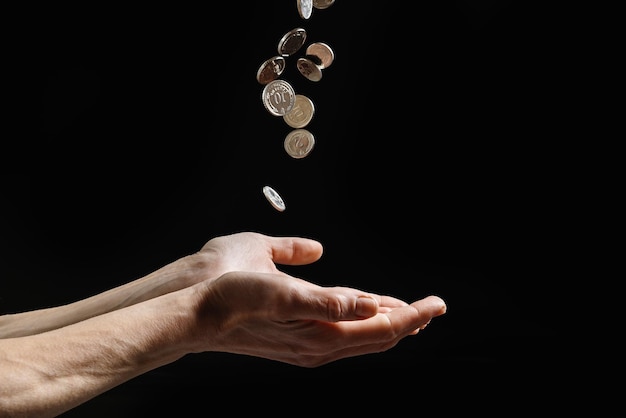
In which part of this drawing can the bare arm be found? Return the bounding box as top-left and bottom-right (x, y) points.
(0, 257), (201, 338)
(0, 285), (197, 418)
(0, 232), (322, 338)
(0, 270), (446, 418)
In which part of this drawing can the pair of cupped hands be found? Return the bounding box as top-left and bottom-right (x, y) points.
(182, 231), (447, 367)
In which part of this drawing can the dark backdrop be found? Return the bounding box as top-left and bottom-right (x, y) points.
(1, 2), (602, 416)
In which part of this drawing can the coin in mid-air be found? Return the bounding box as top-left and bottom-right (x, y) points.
(305, 42), (334, 69)
(297, 0), (313, 19)
(262, 186), (286, 211)
(296, 57), (322, 82)
(283, 94), (315, 128)
(256, 55), (286, 84)
(261, 79), (296, 116)
(313, 0), (335, 9)
(284, 129), (315, 159)
(277, 27), (307, 57)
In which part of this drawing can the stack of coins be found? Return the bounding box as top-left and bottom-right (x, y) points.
(259, 0), (336, 211)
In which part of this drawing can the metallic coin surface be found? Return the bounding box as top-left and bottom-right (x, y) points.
(283, 94), (315, 128)
(262, 186), (286, 211)
(297, 0), (313, 19)
(305, 42), (334, 69)
(284, 129), (315, 159)
(296, 57), (322, 82)
(261, 79), (296, 116)
(313, 0), (335, 9)
(256, 55), (286, 84)
(277, 28), (307, 57)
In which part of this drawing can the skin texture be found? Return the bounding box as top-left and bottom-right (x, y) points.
(0, 232), (446, 418)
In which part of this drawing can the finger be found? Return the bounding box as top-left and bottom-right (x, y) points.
(277, 300), (447, 367)
(268, 236), (324, 266)
(315, 296), (446, 346)
(286, 285), (382, 321)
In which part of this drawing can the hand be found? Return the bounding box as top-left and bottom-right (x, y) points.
(189, 270), (447, 367)
(194, 231), (323, 281)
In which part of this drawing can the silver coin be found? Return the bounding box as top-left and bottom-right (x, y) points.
(313, 0), (335, 9)
(283, 94), (315, 128)
(277, 27), (307, 57)
(261, 79), (296, 116)
(305, 42), (334, 69)
(262, 186), (286, 211)
(256, 55), (286, 84)
(297, 0), (313, 19)
(296, 57), (322, 82)
(284, 129), (315, 159)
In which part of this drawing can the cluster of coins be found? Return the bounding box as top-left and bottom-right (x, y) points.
(259, 0), (336, 211)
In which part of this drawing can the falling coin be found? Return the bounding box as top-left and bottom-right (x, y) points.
(313, 0), (335, 9)
(305, 42), (334, 69)
(263, 186), (286, 211)
(284, 129), (315, 159)
(261, 79), (296, 116)
(256, 55), (286, 84)
(296, 57), (322, 82)
(283, 94), (315, 128)
(297, 0), (313, 19)
(277, 28), (307, 57)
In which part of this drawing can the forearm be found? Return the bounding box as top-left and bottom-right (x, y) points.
(0, 287), (197, 418)
(0, 255), (204, 338)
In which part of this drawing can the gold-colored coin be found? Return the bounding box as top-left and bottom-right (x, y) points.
(305, 42), (334, 69)
(277, 27), (307, 57)
(296, 57), (322, 82)
(283, 94), (315, 128)
(256, 55), (286, 84)
(313, 0), (335, 9)
(284, 129), (315, 159)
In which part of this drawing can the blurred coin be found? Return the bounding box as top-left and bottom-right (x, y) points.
(297, 0), (313, 19)
(256, 55), (286, 84)
(263, 186), (286, 211)
(278, 28), (307, 57)
(313, 0), (335, 9)
(284, 129), (315, 159)
(262, 79), (296, 116)
(296, 57), (322, 82)
(283, 94), (315, 128)
(305, 42), (334, 69)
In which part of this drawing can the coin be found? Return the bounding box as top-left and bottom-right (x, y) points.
(256, 55), (286, 84)
(283, 94), (315, 128)
(284, 129), (315, 159)
(313, 0), (335, 9)
(305, 42), (334, 69)
(296, 57), (322, 82)
(263, 186), (286, 211)
(277, 28), (307, 57)
(297, 0), (313, 19)
(261, 79), (296, 116)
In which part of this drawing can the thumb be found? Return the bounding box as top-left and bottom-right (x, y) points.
(291, 286), (380, 322)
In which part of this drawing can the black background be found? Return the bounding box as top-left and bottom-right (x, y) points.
(1, 1), (614, 416)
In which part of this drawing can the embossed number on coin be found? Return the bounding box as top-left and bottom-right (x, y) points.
(283, 94), (315, 128)
(284, 129), (315, 159)
(263, 186), (286, 211)
(261, 79), (296, 116)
